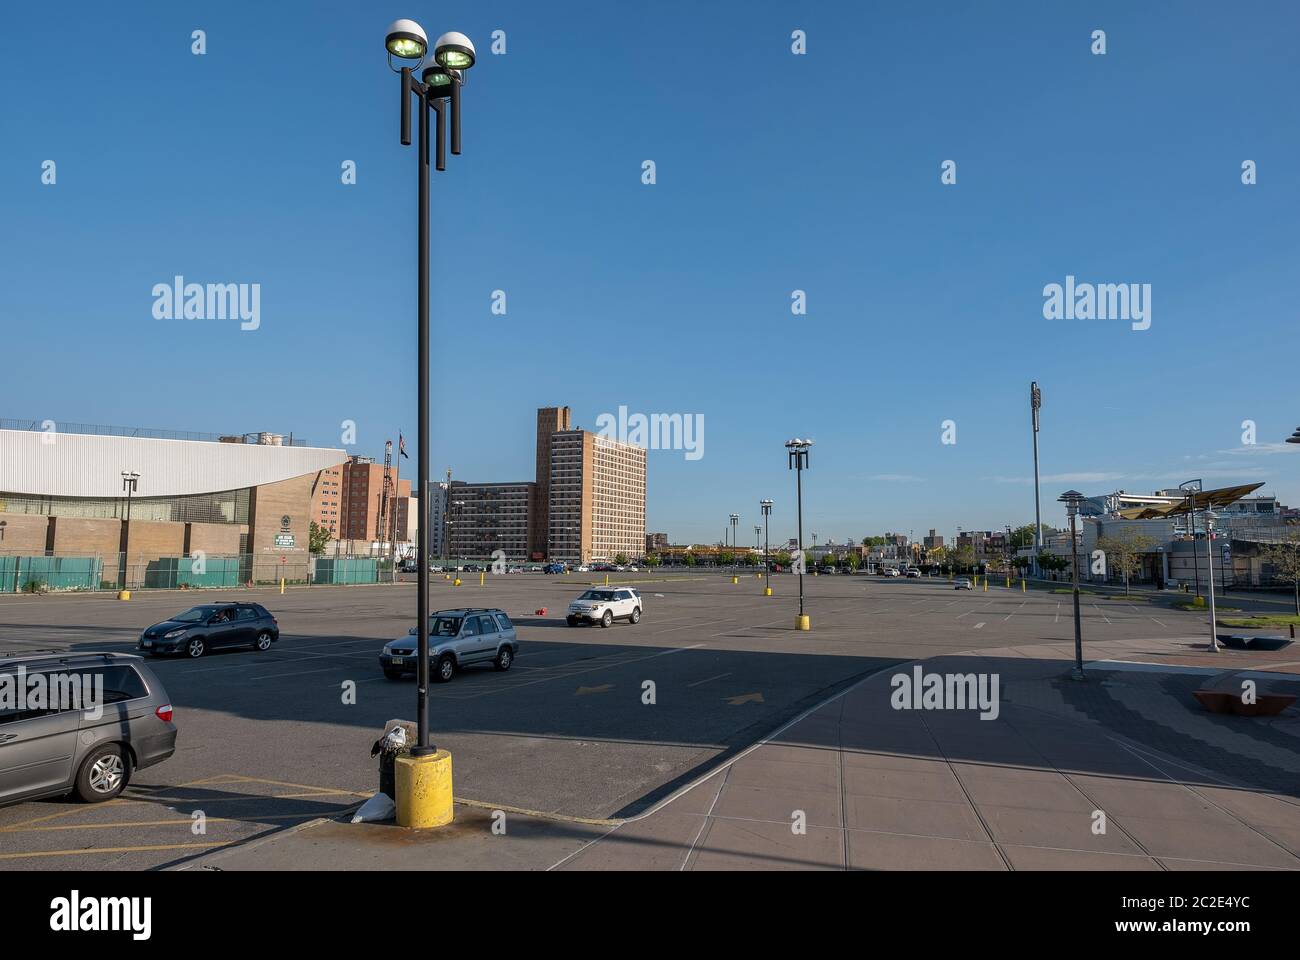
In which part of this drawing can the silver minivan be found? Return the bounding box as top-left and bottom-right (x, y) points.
(0, 652), (177, 807)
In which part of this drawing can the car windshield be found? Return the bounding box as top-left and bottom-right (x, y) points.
(579, 590), (616, 602)
(173, 607), (217, 622)
(407, 615), (464, 636)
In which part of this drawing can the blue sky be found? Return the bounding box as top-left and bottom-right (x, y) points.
(2, 1), (1297, 546)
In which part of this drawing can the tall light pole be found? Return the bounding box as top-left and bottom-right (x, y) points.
(729, 513), (739, 568)
(1288, 426), (1300, 445)
(1180, 479), (1218, 653)
(120, 471), (139, 592)
(1058, 490), (1086, 680)
(387, 18), (477, 761)
(760, 500), (773, 596)
(786, 438), (813, 630)
(1031, 382), (1044, 578)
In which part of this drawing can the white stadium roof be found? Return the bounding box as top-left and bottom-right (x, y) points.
(0, 428), (346, 499)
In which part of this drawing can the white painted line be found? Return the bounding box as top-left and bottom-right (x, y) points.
(1092, 602), (1112, 624)
(687, 672), (731, 688)
(973, 622), (985, 630)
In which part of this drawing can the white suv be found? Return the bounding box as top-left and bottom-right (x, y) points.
(566, 588), (642, 627)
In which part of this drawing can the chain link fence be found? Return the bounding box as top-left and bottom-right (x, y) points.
(0, 552), (399, 593)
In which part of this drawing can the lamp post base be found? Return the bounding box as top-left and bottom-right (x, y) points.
(395, 749), (453, 828)
(795, 614), (810, 631)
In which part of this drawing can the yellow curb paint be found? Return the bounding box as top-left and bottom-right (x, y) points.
(396, 750), (454, 828)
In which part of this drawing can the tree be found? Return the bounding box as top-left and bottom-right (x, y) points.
(645, 553), (661, 568)
(1037, 552), (1069, 576)
(1261, 528), (1300, 615)
(684, 552), (697, 567)
(845, 552), (860, 571)
(308, 520), (332, 555)
(718, 551), (735, 566)
(614, 553), (628, 565)
(950, 544), (976, 573)
(775, 551), (792, 567)
(1097, 530), (1156, 595)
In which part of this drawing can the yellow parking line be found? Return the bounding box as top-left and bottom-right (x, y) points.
(0, 841), (229, 861)
(217, 774), (372, 796)
(0, 812), (335, 834)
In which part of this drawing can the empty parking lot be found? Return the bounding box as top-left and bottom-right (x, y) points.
(0, 573), (1220, 869)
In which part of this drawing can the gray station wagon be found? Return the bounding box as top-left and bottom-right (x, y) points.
(0, 652), (177, 807)
(379, 608), (519, 683)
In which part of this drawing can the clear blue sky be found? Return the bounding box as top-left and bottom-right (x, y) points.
(2, 1), (1297, 546)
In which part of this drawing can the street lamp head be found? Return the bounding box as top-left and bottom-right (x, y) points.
(1058, 489), (1084, 517)
(434, 31), (475, 70)
(420, 62), (459, 93)
(1288, 427), (1300, 444)
(385, 19), (428, 63)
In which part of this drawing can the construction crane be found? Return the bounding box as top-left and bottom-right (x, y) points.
(376, 440), (394, 558)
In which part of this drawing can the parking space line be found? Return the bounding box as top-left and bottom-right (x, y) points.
(0, 841), (229, 861)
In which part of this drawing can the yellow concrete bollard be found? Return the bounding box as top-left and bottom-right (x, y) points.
(732, 576), (739, 585)
(795, 614), (811, 631)
(395, 750), (454, 828)
(983, 580), (988, 592)
(605, 574), (609, 586)
(116, 590), (131, 601)
(764, 587), (772, 597)
(1021, 579), (1026, 592)
(445, 573), (450, 580)
(480, 572), (485, 587)
(280, 577), (285, 595)
(453, 578), (461, 587)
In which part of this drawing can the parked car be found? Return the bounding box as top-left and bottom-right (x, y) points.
(954, 578), (974, 590)
(576, 564), (590, 573)
(543, 562), (566, 574)
(138, 602), (279, 658)
(0, 652), (176, 806)
(379, 608), (519, 682)
(566, 588), (642, 627)
(906, 569), (922, 578)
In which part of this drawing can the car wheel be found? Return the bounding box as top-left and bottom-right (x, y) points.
(186, 637), (206, 658)
(254, 631), (273, 652)
(74, 744), (128, 803)
(434, 654), (456, 683)
(383, 668), (404, 680)
(629, 606), (641, 624)
(566, 616), (578, 627)
(600, 610), (613, 628)
(493, 647), (514, 671)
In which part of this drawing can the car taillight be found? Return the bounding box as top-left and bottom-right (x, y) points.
(156, 704), (173, 722)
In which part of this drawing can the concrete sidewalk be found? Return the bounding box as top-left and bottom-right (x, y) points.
(182, 639), (1300, 871)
